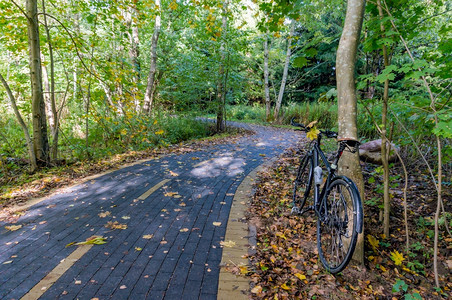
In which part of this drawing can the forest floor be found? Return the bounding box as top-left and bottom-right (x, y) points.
(0, 127), (251, 222)
(245, 144), (451, 299)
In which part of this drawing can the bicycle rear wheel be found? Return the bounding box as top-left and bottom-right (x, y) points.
(317, 177), (361, 273)
(292, 154), (313, 211)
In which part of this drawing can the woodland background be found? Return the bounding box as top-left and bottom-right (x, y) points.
(0, 0), (450, 297)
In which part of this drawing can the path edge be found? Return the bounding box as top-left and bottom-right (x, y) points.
(217, 158), (276, 300)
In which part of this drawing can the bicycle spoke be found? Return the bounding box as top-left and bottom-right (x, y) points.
(317, 178), (359, 273)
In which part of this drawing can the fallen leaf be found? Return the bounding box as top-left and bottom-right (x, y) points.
(121, 216), (130, 220)
(119, 285), (127, 289)
(105, 221), (127, 230)
(98, 211), (111, 218)
(213, 222), (221, 227)
(390, 250), (405, 266)
(75, 280), (81, 285)
(169, 171), (179, 177)
(294, 273), (306, 280)
(135, 247), (142, 251)
(220, 240), (236, 248)
(73, 236), (107, 246)
(367, 234), (379, 250)
(280, 283), (291, 290)
(142, 235), (154, 239)
(251, 285), (262, 294)
(191, 157), (200, 160)
(179, 202), (186, 207)
(3, 260), (13, 265)
(5, 225), (22, 231)
(180, 228), (189, 232)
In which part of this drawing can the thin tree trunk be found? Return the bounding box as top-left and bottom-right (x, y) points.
(377, 0), (391, 238)
(26, 0), (50, 167)
(263, 32), (271, 121)
(128, 5), (141, 113)
(273, 21), (295, 122)
(0, 73), (37, 171)
(336, 0), (366, 264)
(216, 0), (228, 132)
(41, 0), (59, 160)
(143, 0), (161, 114)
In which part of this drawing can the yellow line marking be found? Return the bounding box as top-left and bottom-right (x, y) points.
(22, 245), (93, 300)
(137, 179), (171, 200)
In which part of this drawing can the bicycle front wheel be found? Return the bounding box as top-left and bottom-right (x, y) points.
(317, 177), (361, 274)
(292, 154), (313, 211)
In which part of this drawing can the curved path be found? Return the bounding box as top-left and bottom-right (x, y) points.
(0, 122), (299, 299)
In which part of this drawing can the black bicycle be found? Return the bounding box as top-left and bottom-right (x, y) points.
(291, 119), (363, 274)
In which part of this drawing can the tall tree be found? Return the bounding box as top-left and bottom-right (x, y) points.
(376, 0), (392, 238)
(26, 0), (50, 167)
(216, 0), (229, 132)
(263, 31), (271, 121)
(143, 0), (161, 114)
(273, 21), (294, 122)
(336, 0), (366, 263)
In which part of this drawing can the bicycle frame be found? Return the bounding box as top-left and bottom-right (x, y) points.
(305, 137), (363, 233)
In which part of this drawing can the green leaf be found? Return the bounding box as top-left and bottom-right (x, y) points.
(293, 56), (308, 68)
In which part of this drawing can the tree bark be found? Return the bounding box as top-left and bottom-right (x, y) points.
(263, 32), (271, 121)
(0, 73), (37, 171)
(143, 0), (161, 114)
(27, 0), (50, 167)
(273, 21), (294, 122)
(216, 0), (229, 132)
(336, 0), (366, 264)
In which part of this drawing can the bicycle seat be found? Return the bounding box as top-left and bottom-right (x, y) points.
(337, 138), (360, 148)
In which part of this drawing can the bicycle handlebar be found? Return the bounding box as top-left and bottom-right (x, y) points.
(290, 118), (338, 139)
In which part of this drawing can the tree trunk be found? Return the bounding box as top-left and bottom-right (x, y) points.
(128, 5), (141, 113)
(143, 0), (161, 114)
(263, 32), (271, 121)
(336, 0), (366, 264)
(216, 0), (229, 132)
(42, 0), (59, 161)
(273, 21), (294, 122)
(27, 0), (50, 167)
(0, 73), (37, 171)
(377, 0), (391, 238)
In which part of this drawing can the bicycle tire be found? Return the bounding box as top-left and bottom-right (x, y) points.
(316, 176), (362, 274)
(292, 154), (313, 211)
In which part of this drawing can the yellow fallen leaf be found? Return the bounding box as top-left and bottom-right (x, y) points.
(169, 171), (179, 177)
(5, 225), (22, 231)
(179, 202), (186, 207)
(155, 130), (164, 135)
(98, 211), (111, 218)
(142, 234), (154, 239)
(239, 266), (248, 275)
(280, 283), (291, 290)
(121, 216), (130, 220)
(135, 247), (142, 251)
(3, 260), (13, 265)
(294, 273), (306, 280)
(220, 240), (236, 248)
(213, 222), (221, 226)
(164, 192), (179, 197)
(390, 250), (405, 266)
(75, 236), (107, 246)
(75, 280), (82, 285)
(367, 234), (379, 250)
(180, 228), (189, 232)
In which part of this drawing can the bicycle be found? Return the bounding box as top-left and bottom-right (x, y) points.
(291, 119), (363, 274)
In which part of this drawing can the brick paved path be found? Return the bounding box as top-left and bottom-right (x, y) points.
(0, 123), (299, 299)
